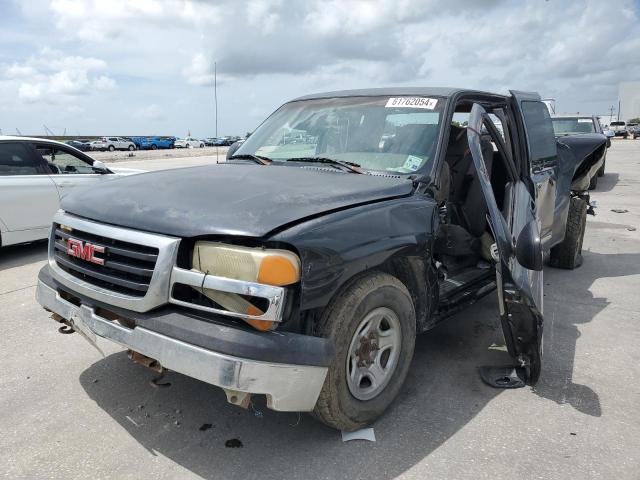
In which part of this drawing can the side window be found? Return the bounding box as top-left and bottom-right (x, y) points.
(0, 143), (44, 176)
(36, 145), (95, 174)
(109, 137), (118, 142)
(521, 101), (558, 168)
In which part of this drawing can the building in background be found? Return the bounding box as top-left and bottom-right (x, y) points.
(619, 81), (640, 121)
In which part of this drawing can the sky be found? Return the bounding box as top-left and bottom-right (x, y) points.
(1, 0), (639, 138)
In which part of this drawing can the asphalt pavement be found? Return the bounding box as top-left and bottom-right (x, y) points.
(1, 140), (639, 479)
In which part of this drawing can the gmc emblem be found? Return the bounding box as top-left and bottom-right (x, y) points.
(66, 238), (105, 265)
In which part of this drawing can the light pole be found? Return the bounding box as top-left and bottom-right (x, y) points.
(214, 61), (218, 139)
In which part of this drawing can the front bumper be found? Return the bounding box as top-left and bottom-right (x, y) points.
(36, 269), (331, 412)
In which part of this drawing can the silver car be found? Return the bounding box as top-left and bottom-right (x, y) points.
(0, 136), (142, 247)
(91, 136), (137, 151)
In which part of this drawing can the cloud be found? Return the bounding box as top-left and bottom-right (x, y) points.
(94, 75), (116, 90)
(134, 103), (167, 121)
(49, 0), (222, 42)
(2, 48), (115, 103)
(3, 0), (639, 136)
(183, 53), (215, 86)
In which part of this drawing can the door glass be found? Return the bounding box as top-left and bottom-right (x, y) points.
(0, 143), (43, 176)
(36, 146), (95, 174)
(521, 101), (558, 168)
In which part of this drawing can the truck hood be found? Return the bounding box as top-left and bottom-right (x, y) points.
(61, 164), (413, 238)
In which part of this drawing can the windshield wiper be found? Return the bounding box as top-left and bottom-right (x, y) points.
(228, 154), (272, 165)
(283, 157), (363, 174)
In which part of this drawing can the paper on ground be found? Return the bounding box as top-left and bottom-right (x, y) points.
(341, 427), (376, 442)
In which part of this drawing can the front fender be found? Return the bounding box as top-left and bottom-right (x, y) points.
(270, 195), (438, 311)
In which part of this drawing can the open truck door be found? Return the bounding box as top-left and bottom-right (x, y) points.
(467, 103), (544, 387)
(509, 90), (561, 248)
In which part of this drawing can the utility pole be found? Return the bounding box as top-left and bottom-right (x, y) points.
(214, 61), (218, 139)
(609, 105), (615, 124)
(618, 100), (621, 122)
(214, 61), (219, 164)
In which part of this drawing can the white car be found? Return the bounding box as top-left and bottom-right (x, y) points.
(174, 137), (205, 148)
(90, 136), (137, 151)
(0, 136), (143, 247)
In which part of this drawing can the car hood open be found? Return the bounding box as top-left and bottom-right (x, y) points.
(61, 164), (413, 238)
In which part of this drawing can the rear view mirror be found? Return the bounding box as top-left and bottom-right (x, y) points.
(515, 219), (543, 271)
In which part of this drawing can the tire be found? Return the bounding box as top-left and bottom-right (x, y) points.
(312, 272), (416, 431)
(151, 144), (157, 150)
(549, 196), (587, 270)
(597, 159), (605, 177)
(108, 145), (115, 152)
(200, 143), (205, 148)
(128, 145), (135, 151)
(588, 173), (598, 190)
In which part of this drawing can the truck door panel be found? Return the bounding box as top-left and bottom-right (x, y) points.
(509, 91), (559, 248)
(468, 103), (544, 384)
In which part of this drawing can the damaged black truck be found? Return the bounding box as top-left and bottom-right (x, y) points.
(36, 88), (607, 431)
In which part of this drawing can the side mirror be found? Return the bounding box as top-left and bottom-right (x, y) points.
(92, 160), (109, 173)
(515, 219), (543, 271)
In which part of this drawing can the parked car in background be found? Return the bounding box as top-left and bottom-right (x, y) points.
(174, 137), (205, 148)
(602, 126), (615, 139)
(0, 136), (143, 247)
(609, 121), (628, 138)
(65, 140), (91, 152)
(131, 136), (176, 150)
(36, 88), (607, 431)
(211, 136), (241, 146)
(204, 138), (218, 146)
(551, 115), (609, 185)
(626, 123), (639, 139)
(90, 137), (137, 151)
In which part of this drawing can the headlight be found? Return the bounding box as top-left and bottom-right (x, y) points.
(192, 241), (300, 286)
(191, 241), (301, 331)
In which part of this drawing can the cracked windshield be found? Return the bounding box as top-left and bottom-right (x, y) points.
(236, 96), (444, 174)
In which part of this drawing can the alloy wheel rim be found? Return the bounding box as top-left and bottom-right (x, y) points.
(346, 307), (401, 401)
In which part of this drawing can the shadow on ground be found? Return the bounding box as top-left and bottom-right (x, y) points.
(594, 172), (619, 193)
(0, 240), (47, 271)
(78, 250), (639, 479)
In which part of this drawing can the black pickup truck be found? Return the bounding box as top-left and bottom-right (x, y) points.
(36, 88), (606, 431)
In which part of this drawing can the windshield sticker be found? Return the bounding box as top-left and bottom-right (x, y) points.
(403, 155), (423, 171)
(578, 118), (593, 123)
(385, 97), (438, 110)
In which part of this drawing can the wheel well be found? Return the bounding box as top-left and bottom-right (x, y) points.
(379, 255), (437, 332)
(302, 254), (437, 335)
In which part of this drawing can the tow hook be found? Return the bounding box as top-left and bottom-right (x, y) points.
(51, 312), (75, 334)
(127, 350), (171, 388)
(587, 200), (597, 216)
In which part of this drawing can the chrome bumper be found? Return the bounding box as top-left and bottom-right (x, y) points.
(36, 279), (327, 412)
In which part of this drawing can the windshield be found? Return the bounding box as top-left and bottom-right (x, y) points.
(235, 96), (444, 174)
(552, 117), (595, 135)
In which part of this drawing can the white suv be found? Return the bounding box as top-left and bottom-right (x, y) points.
(174, 137), (205, 148)
(91, 137), (137, 151)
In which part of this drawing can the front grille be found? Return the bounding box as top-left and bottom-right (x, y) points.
(52, 224), (159, 297)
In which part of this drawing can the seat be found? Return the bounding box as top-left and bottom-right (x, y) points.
(444, 125), (494, 238)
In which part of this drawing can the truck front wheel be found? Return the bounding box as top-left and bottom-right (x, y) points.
(549, 196), (588, 269)
(313, 272), (416, 431)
